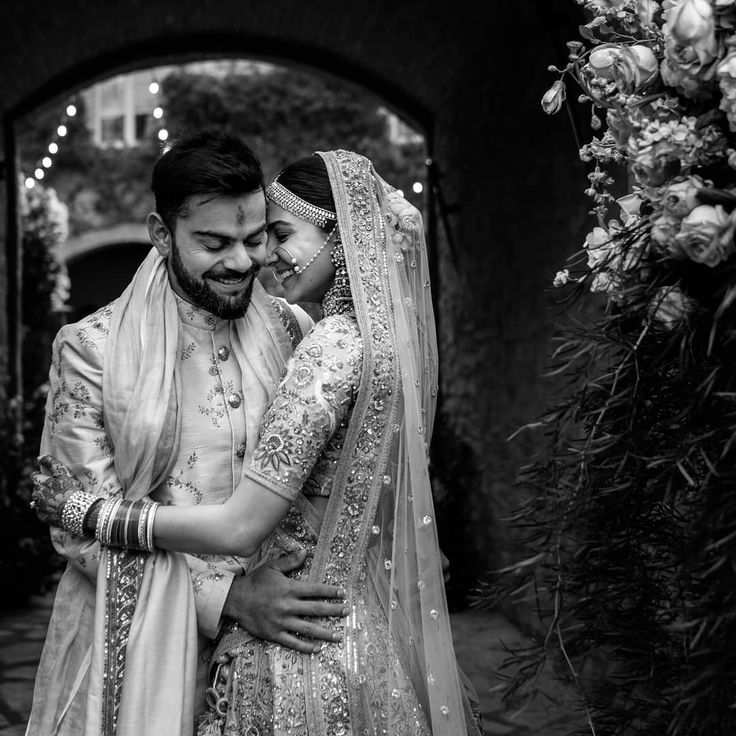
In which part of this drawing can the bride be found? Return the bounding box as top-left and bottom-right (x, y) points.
(33, 149), (482, 735)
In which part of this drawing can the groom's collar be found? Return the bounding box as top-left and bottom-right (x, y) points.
(174, 293), (226, 332)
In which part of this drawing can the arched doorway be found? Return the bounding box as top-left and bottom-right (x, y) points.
(1, 1), (588, 592)
(16, 58), (429, 326)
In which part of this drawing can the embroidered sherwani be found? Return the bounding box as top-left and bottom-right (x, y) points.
(31, 286), (309, 728)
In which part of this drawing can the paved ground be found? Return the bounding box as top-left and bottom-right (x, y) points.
(0, 587), (584, 735)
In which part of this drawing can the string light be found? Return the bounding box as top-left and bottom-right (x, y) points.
(24, 74), (170, 188)
(412, 182), (423, 194)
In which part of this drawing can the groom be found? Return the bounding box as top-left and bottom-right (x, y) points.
(26, 130), (346, 734)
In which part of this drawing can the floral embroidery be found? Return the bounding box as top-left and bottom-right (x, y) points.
(94, 435), (115, 458)
(252, 434), (294, 471)
(199, 379), (233, 427)
(164, 451), (203, 502)
(76, 302), (114, 347)
(245, 314), (362, 502)
(181, 342), (196, 361)
(269, 296), (304, 349)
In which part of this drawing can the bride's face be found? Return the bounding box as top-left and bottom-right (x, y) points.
(265, 201), (336, 305)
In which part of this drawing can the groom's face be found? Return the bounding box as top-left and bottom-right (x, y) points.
(164, 190), (268, 319)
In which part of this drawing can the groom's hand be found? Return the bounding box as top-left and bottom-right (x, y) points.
(222, 549), (348, 654)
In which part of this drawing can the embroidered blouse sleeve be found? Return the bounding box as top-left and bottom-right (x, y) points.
(244, 316), (362, 501)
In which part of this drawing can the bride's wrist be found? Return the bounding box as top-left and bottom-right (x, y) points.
(82, 499), (103, 537)
(92, 497), (160, 551)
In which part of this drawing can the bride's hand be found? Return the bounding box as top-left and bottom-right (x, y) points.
(31, 455), (85, 528)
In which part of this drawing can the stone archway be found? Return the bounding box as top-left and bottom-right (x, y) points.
(0, 0), (588, 586)
(62, 225), (151, 322)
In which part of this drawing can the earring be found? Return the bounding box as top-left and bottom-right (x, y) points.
(321, 234), (354, 317)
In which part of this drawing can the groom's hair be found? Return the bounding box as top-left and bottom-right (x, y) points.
(151, 129), (264, 231)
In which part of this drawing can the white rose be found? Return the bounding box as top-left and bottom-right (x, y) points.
(584, 226), (613, 269)
(665, 0), (718, 65)
(648, 285), (695, 329)
(674, 204), (736, 266)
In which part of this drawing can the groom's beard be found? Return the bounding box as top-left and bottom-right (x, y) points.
(170, 239), (260, 320)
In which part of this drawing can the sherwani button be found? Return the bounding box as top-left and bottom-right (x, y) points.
(217, 346), (230, 361)
(227, 393), (241, 408)
(236, 442), (247, 458)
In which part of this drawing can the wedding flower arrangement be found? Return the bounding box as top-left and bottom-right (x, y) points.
(485, 2), (736, 734)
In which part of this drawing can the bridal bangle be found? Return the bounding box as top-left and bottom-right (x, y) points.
(61, 491), (100, 538)
(94, 497), (160, 552)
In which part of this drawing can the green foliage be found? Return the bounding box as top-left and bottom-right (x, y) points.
(0, 182), (68, 610)
(160, 66), (425, 203)
(482, 237), (736, 734)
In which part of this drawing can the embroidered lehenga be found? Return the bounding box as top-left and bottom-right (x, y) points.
(198, 150), (482, 735)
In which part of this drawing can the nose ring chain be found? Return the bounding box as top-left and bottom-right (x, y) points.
(292, 222), (338, 275)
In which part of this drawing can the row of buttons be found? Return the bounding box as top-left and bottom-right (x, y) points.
(217, 344), (245, 458)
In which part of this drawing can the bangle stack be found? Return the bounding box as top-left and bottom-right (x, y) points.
(61, 491), (100, 538)
(95, 497), (159, 552)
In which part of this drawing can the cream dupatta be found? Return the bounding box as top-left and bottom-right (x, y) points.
(29, 249), (292, 736)
(304, 151), (481, 734)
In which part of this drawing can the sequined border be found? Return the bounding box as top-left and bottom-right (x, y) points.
(101, 548), (146, 734)
(306, 150), (401, 733)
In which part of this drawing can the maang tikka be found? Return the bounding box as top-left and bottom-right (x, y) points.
(322, 234), (354, 317)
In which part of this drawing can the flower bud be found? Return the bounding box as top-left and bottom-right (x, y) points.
(541, 79), (566, 114)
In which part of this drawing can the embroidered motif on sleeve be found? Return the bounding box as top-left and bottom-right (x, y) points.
(76, 302), (115, 347)
(247, 315), (362, 500)
(269, 296), (303, 350)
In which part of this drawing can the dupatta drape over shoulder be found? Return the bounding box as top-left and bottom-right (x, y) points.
(305, 151), (481, 735)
